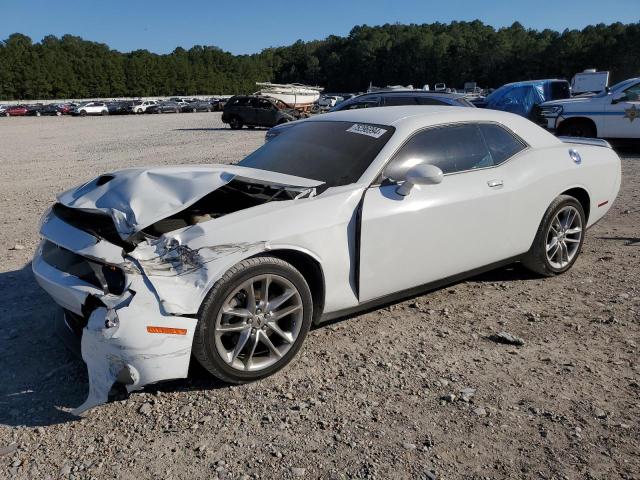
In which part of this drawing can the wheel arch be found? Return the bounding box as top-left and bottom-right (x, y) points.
(558, 116), (598, 136)
(256, 248), (326, 324)
(560, 186), (591, 222)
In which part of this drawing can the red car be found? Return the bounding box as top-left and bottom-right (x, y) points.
(58, 103), (77, 115)
(4, 105), (28, 117)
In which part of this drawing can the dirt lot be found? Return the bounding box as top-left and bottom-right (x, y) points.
(0, 113), (638, 480)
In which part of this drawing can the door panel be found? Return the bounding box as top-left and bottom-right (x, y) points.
(605, 99), (640, 138)
(359, 168), (511, 302)
(604, 82), (640, 138)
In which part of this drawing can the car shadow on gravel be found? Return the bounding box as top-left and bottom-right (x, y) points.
(319, 263), (539, 328)
(0, 264), (88, 427)
(0, 262), (540, 427)
(0, 264), (244, 428)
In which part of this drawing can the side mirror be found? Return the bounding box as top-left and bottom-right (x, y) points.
(396, 164), (443, 196)
(611, 92), (626, 104)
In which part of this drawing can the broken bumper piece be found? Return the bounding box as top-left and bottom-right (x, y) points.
(32, 246), (197, 415)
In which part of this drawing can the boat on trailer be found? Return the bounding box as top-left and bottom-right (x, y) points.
(255, 82), (323, 111)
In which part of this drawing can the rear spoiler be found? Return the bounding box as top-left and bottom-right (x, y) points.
(558, 136), (611, 149)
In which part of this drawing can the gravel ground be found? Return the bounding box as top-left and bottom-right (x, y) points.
(0, 113), (638, 480)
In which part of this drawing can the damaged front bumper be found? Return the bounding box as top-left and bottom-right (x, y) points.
(32, 241), (197, 415)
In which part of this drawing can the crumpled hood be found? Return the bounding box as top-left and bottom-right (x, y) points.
(57, 164), (323, 240)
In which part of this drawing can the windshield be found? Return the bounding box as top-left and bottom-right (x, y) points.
(238, 121), (395, 187)
(595, 78), (639, 98)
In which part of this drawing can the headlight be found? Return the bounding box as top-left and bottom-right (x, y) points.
(540, 105), (563, 117)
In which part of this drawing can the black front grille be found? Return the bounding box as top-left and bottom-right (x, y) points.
(41, 241), (126, 295)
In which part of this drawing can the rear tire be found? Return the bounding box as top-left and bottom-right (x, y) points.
(192, 256), (313, 384)
(521, 195), (586, 276)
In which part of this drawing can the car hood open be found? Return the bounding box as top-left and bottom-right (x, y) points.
(57, 164), (323, 240)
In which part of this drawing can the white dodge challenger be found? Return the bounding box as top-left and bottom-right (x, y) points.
(32, 106), (621, 413)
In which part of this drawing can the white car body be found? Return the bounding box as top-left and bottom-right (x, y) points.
(32, 107), (621, 413)
(75, 102), (108, 116)
(539, 77), (640, 138)
(133, 100), (157, 113)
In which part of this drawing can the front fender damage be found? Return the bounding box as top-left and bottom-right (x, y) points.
(128, 237), (267, 314)
(72, 236), (267, 415)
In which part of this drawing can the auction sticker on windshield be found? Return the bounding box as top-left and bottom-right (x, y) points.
(347, 123), (388, 139)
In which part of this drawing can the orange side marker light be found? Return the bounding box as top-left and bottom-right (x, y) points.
(146, 326), (187, 335)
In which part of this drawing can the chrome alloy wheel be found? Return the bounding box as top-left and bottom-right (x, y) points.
(546, 205), (583, 269)
(214, 274), (303, 372)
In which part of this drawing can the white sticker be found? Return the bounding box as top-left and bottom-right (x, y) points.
(346, 123), (387, 139)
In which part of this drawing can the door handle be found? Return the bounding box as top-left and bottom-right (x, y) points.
(487, 180), (504, 188)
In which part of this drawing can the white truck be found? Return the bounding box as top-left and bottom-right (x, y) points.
(538, 77), (640, 139)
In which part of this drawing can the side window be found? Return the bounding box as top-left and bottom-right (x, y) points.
(384, 96), (418, 106)
(622, 83), (640, 102)
(383, 124), (493, 180)
(416, 97), (447, 106)
(479, 124), (526, 164)
(343, 98), (379, 110)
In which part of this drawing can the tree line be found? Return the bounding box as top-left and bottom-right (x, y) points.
(1, 20), (639, 100)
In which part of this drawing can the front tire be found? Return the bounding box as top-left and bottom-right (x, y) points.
(522, 195), (585, 276)
(193, 256), (313, 383)
(229, 116), (243, 130)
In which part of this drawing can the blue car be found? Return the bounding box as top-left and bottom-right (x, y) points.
(474, 79), (570, 119)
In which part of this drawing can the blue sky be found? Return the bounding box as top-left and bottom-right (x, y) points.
(2, 0), (639, 54)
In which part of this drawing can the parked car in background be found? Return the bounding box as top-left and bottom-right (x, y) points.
(4, 105), (28, 116)
(107, 101), (132, 115)
(222, 95), (301, 129)
(73, 102), (109, 116)
(58, 103), (77, 115)
(26, 104), (65, 116)
(329, 90), (475, 112)
(169, 97), (191, 107)
(182, 100), (214, 113)
(210, 97), (227, 111)
(25, 104), (45, 116)
(131, 100), (157, 114)
(33, 106), (620, 413)
(146, 101), (182, 114)
(537, 77), (640, 139)
(474, 79), (570, 119)
(318, 95), (344, 109)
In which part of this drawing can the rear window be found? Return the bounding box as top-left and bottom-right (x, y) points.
(239, 121), (395, 187)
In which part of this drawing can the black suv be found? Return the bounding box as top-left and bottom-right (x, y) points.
(222, 95), (300, 129)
